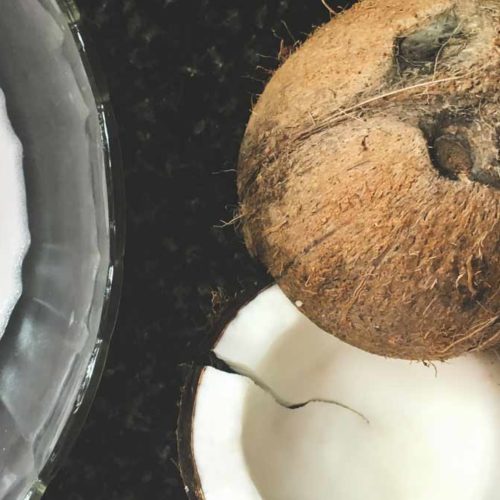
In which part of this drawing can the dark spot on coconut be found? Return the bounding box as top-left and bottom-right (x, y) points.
(419, 110), (500, 189)
(420, 111), (500, 189)
(433, 134), (473, 180)
(420, 112), (475, 181)
(395, 10), (462, 76)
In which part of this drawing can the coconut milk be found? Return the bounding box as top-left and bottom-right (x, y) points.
(0, 88), (29, 339)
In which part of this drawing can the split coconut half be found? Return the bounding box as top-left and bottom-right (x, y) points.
(178, 285), (500, 500)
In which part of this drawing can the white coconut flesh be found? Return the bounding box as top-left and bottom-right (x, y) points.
(191, 285), (500, 500)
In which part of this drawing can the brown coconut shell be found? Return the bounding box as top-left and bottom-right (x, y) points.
(238, 0), (500, 360)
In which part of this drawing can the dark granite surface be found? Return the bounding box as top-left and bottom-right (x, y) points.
(44, 1), (352, 499)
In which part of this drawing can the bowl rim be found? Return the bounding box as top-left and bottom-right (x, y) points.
(25, 1), (125, 498)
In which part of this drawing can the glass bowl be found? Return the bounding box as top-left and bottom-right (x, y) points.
(0, 1), (124, 498)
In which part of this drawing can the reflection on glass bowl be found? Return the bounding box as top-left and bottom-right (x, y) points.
(0, 1), (124, 498)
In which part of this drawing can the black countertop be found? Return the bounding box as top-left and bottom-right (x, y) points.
(44, 1), (351, 498)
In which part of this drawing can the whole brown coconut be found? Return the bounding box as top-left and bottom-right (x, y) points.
(238, 0), (500, 360)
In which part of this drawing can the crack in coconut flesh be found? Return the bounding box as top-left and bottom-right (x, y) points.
(238, 0), (500, 360)
(183, 286), (500, 500)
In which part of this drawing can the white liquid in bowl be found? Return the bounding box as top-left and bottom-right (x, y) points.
(0, 88), (29, 339)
